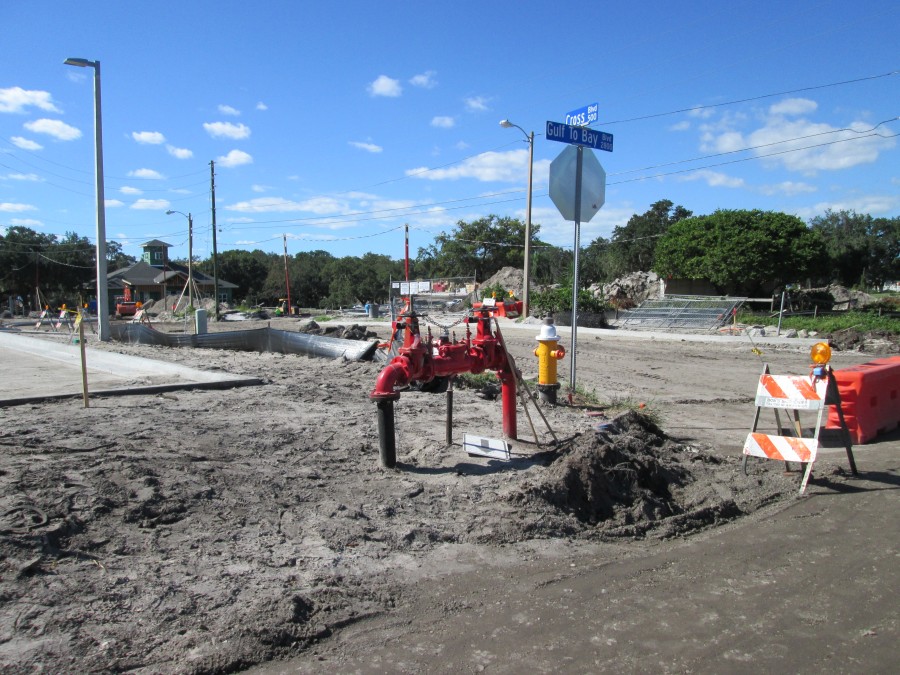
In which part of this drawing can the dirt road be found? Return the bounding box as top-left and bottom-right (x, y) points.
(0, 318), (895, 673)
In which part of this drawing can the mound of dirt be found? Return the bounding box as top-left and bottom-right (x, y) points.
(508, 410), (795, 540)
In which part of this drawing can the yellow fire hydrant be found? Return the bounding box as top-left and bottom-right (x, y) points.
(534, 316), (565, 404)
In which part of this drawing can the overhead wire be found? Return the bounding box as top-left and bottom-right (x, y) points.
(3, 71), (896, 252)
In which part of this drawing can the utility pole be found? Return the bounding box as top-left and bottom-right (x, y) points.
(282, 233), (292, 314)
(210, 160), (220, 320)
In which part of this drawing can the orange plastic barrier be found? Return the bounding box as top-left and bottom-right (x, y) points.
(826, 356), (900, 444)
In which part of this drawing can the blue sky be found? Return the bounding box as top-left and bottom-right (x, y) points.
(1, 0), (898, 266)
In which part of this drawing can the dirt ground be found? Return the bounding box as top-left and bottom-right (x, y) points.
(0, 317), (896, 673)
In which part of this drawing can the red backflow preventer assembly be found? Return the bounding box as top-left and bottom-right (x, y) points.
(370, 302), (517, 468)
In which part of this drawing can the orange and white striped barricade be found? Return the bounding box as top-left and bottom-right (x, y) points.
(742, 364), (855, 495)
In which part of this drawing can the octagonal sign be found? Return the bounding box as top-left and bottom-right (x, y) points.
(549, 144), (606, 222)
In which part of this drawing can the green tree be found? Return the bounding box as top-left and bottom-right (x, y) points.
(600, 199), (692, 279)
(0, 226), (56, 298)
(205, 249), (272, 304)
(289, 250), (334, 308)
(654, 209), (825, 295)
(809, 210), (900, 289)
(523, 240), (571, 288)
(869, 216), (900, 288)
(580, 236), (610, 286)
(416, 215), (532, 282)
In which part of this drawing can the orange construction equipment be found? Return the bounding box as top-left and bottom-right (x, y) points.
(826, 355), (900, 444)
(471, 296), (523, 318)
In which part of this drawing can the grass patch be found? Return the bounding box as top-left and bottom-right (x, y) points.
(454, 371), (499, 390)
(736, 309), (899, 334)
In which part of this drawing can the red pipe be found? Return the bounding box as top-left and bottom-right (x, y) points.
(370, 309), (518, 443)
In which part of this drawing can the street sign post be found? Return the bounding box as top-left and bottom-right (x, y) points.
(546, 121), (613, 152)
(565, 102), (598, 127)
(547, 119), (612, 397)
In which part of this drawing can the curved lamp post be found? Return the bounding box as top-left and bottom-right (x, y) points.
(499, 119), (534, 318)
(165, 210), (194, 310)
(65, 57), (110, 341)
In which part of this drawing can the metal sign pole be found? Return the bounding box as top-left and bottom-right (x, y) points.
(570, 146), (583, 397)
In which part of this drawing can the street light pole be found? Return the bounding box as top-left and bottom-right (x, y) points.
(65, 57), (110, 341)
(500, 120), (534, 318)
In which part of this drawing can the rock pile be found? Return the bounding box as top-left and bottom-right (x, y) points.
(298, 321), (378, 341)
(480, 266), (524, 297)
(591, 271), (664, 308)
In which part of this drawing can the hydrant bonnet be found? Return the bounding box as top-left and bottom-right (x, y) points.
(536, 316), (559, 341)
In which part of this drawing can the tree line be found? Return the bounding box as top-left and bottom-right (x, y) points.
(2, 203), (897, 310)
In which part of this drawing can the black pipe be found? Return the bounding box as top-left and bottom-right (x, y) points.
(376, 399), (397, 468)
(446, 389), (453, 446)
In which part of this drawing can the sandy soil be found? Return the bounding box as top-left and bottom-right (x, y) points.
(0, 317), (894, 673)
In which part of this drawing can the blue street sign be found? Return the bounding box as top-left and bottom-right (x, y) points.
(564, 102), (598, 127)
(546, 121), (613, 152)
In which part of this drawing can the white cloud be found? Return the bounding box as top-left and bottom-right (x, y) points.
(130, 198), (170, 210)
(679, 169), (745, 188)
(407, 149), (547, 183)
(23, 118), (81, 141)
(9, 218), (42, 227)
(256, 101), (268, 111)
(218, 104), (240, 116)
(409, 71), (437, 89)
(167, 145), (193, 159)
(759, 181), (817, 196)
(709, 130), (745, 153)
(227, 196), (345, 214)
(0, 202), (37, 212)
(217, 149), (253, 168)
(5, 173), (41, 181)
(793, 194), (900, 220)
(368, 75), (402, 97)
(128, 168), (164, 179)
(465, 96), (489, 112)
(120, 186), (142, 195)
(687, 106), (716, 120)
(431, 116), (455, 129)
(105, 199), (124, 208)
(11, 136), (42, 151)
(749, 118), (895, 173)
(769, 97), (817, 116)
(349, 141), (383, 153)
(251, 184), (271, 193)
(669, 121), (690, 132)
(132, 131), (165, 144)
(0, 87), (61, 114)
(203, 121), (251, 139)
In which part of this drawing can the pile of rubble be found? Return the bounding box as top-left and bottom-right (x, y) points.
(590, 271), (664, 308)
(792, 284), (873, 311)
(480, 266), (524, 298)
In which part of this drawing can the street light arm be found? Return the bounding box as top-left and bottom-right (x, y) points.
(499, 119), (530, 142)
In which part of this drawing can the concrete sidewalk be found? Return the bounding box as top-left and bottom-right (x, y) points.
(0, 331), (261, 406)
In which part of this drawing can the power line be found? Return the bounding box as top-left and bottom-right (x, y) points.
(598, 71), (898, 126)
